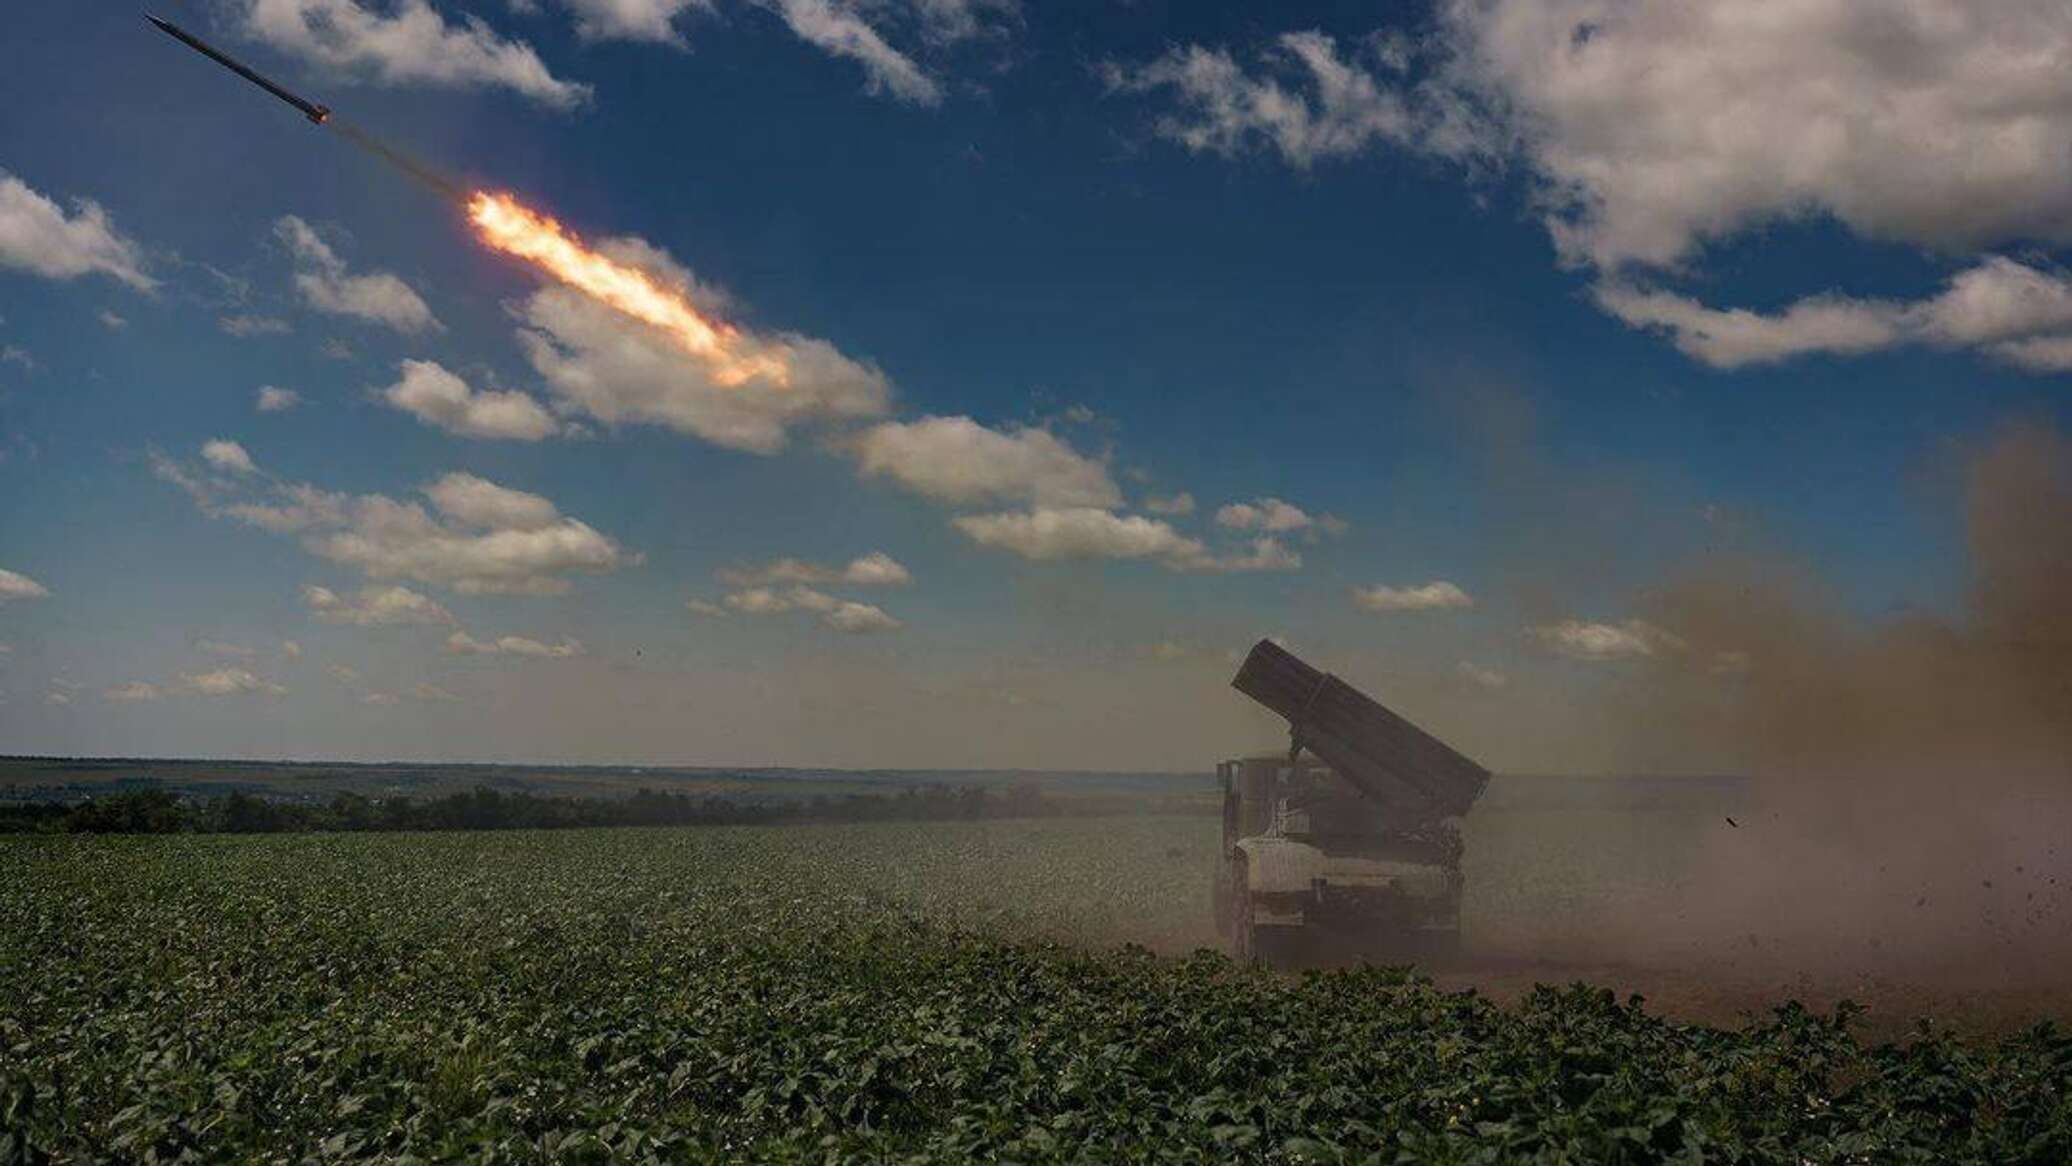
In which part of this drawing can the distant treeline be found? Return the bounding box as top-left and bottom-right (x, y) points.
(0, 783), (1065, 836)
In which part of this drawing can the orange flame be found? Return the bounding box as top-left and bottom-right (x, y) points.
(466, 191), (788, 387)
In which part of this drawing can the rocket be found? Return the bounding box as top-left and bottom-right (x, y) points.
(147, 14), (331, 125)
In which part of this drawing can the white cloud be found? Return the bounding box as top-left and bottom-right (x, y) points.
(281, 639), (303, 658)
(724, 586), (795, 615)
(1456, 661), (1507, 690)
(445, 630), (584, 657)
(1142, 492), (1195, 516)
(514, 237), (889, 453)
(767, 0), (939, 104)
(819, 598), (901, 634)
(176, 467), (632, 596)
(237, 0), (590, 108)
(177, 667), (287, 697)
(45, 692), (71, 706)
(853, 416), (1120, 508)
(379, 359), (561, 441)
(1215, 497), (1313, 533)
(1423, 0), (2072, 271)
(301, 583), (454, 626)
(1, 346), (34, 372)
(256, 386), (302, 412)
(304, 482), (631, 593)
(553, 0), (706, 43)
(362, 691), (399, 705)
(98, 309), (128, 330)
(1173, 536), (1304, 574)
(327, 664), (361, 682)
(424, 472), (563, 532)
(1528, 618), (1681, 661)
(1113, 3), (2072, 372)
(717, 551), (912, 587)
(1599, 256), (2072, 370)
(221, 314), (292, 338)
(202, 439), (258, 475)
(951, 507), (1204, 563)
(275, 216), (440, 335)
(720, 584), (902, 633)
(1103, 32), (1420, 168)
(1141, 640), (1191, 661)
(0, 569), (50, 602)
(685, 598), (727, 617)
(1352, 581), (1473, 612)
(105, 681), (164, 702)
(950, 507), (1303, 573)
(413, 682), (459, 702)
(0, 172), (154, 290)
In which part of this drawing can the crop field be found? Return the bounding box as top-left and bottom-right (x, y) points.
(4, 820), (2070, 1163)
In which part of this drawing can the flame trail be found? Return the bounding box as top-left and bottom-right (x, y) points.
(467, 192), (790, 388)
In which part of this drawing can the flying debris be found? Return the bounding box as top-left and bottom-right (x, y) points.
(147, 15), (331, 125)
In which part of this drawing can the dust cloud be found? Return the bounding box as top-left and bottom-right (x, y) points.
(1519, 420), (2072, 1005)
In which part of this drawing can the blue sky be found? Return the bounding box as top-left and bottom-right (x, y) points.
(3, 1), (2069, 771)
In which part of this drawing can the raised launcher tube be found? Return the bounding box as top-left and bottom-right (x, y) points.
(1229, 639), (1490, 827)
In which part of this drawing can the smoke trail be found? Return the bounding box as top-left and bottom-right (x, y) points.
(465, 191), (792, 387)
(326, 119), (468, 205)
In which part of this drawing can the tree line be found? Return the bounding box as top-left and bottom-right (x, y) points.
(0, 782), (1065, 835)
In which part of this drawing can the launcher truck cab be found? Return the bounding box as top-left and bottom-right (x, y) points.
(1215, 640), (1490, 966)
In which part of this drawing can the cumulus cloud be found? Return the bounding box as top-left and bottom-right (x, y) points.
(950, 507), (1303, 573)
(1174, 536), (1304, 574)
(236, 0), (590, 108)
(379, 359), (560, 440)
(445, 630), (585, 657)
(104, 681), (163, 702)
(362, 691), (399, 705)
(327, 664), (361, 682)
(685, 598), (727, 617)
(552, 0), (706, 43)
(177, 667), (286, 697)
(281, 639), (303, 658)
(98, 309), (128, 330)
(951, 507), (1202, 563)
(202, 439), (258, 474)
(1215, 497), (1314, 533)
(1111, 3), (2072, 371)
(0, 172), (154, 290)
(275, 216), (440, 335)
(721, 584), (902, 633)
(0, 569), (50, 602)
(1352, 580), (1473, 612)
(301, 583), (454, 626)
(413, 682), (459, 702)
(716, 551), (912, 587)
(256, 385), (302, 412)
(160, 459), (634, 596)
(1529, 618), (1681, 661)
(1598, 257), (2072, 370)
(514, 236), (889, 453)
(1142, 492), (1195, 516)
(853, 416), (1120, 508)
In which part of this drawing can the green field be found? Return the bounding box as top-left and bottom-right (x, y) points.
(4, 819), (2068, 1163)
